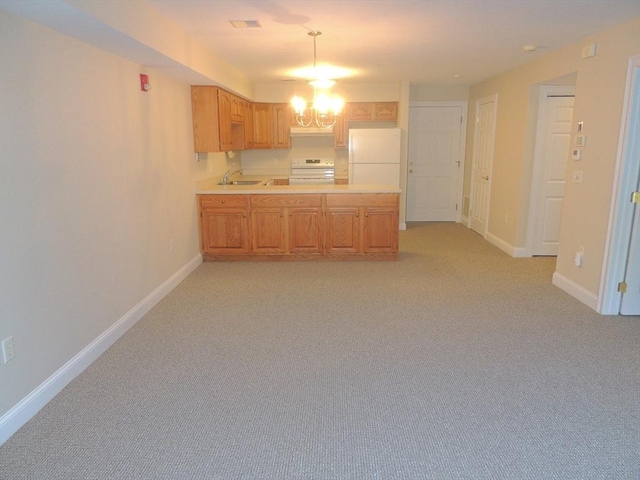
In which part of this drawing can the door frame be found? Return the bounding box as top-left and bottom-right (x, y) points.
(469, 94), (498, 235)
(598, 55), (640, 314)
(407, 101), (468, 223)
(525, 85), (576, 256)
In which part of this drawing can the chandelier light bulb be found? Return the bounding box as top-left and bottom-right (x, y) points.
(291, 96), (308, 115)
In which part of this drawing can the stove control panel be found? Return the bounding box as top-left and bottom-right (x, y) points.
(292, 158), (335, 168)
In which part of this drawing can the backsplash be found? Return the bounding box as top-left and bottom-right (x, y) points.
(240, 136), (349, 177)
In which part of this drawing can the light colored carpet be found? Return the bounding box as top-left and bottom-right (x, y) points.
(1, 222), (638, 479)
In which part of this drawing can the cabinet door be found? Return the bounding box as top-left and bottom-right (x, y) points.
(272, 103), (291, 149)
(191, 86), (221, 152)
(201, 208), (250, 255)
(362, 207), (398, 253)
(253, 103), (273, 149)
(347, 103), (373, 121)
(289, 208), (323, 254)
(251, 208), (286, 253)
(230, 95), (242, 123)
(217, 89), (233, 151)
(333, 113), (348, 149)
(373, 102), (398, 121)
(325, 208), (361, 254)
(243, 100), (254, 149)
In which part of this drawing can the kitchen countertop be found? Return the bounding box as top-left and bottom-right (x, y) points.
(196, 176), (401, 195)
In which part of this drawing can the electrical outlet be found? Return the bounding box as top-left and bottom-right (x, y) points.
(505, 214), (509, 224)
(2, 337), (15, 363)
(571, 171), (583, 184)
(169, 239), (175, 253)
(574, 247), (585, 267)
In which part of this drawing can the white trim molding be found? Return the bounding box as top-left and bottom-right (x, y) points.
(486, 232), (528, 258)
(552, 271), (599, 311)
(0, 254), (203, 445)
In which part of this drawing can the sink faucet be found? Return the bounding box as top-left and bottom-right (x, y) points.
(222, 169), (241, 185)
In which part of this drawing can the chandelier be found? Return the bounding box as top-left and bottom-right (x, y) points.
(291, 31), (344, 128)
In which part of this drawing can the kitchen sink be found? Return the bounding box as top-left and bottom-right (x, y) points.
(231, 180), (263, 185)
(218, 180), (264, 185)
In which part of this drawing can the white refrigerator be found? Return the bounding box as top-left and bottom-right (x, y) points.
(348, 128), (401, 186)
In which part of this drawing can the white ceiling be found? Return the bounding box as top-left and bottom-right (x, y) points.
(1, 0), (638, 88)
(146, 0), (640, 86)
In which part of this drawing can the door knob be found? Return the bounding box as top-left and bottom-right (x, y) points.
(481, 175), (489, 181)
(410, 169), (414, 173)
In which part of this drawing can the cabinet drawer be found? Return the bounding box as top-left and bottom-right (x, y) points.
(326, 193), (398, 208)
(199, 194), (248, 209)
(250, 194), (322, 208)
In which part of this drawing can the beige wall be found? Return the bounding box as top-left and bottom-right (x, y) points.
(410, 84), (469, 102)
(464, 17), (640, 300)
(0, 12), (221, 418)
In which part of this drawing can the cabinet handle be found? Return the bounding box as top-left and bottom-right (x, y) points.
(355, 213), (359, 217)
(221, 200), (226, 203)
(365, 213), (369, 217)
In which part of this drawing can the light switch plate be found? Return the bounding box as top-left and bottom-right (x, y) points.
(572, 149), (581, 160)
(581, 43), (597, 59)
(575, 135), (587, 147)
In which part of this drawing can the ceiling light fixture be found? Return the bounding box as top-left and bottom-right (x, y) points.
(229, 20), (262, 28)
(291, 31), (343, 128)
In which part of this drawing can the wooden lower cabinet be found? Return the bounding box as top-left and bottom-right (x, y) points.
(325, 208), (360, 254)
(250, 195), (323, 255)
(198, 195), (250, 255)
(198, 193), (398, 260)
(326, 194), (398, 255)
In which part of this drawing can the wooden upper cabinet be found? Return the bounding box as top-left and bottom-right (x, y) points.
(346, 103), (374, 121)
(346, 102), (398, 122)
(373, 102), (398, 121)
(217, 89), (234, 151)
(333, 113), (348, 149)
(191, 86), (247, 152)
(243, 100), (254, 149)
(253, 103), (273, 149)
(272, 103), (291, 149)
(191, 86), (221, 153)
(230, 95), (242, 123)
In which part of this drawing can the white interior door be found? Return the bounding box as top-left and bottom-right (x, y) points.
(407, 106), (464, 221)
(470, 95), (497, 236)
(620, 189), (640, 315)
(599, 56), (640, 315)
(531, 89), (575, 255)
(619, 69), (640, 315)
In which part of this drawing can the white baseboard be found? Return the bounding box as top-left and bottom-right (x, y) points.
(399, 222), (407, 231)
(460, 215), (469, 226)
(0, 254), (203, 445)
(485, 232), (528, 258)
(552, 271), (599, 312)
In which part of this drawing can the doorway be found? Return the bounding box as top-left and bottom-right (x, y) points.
(528, 86), (575, 256)
(469, 94), (498, 236)
(406, 103), (467, 222)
